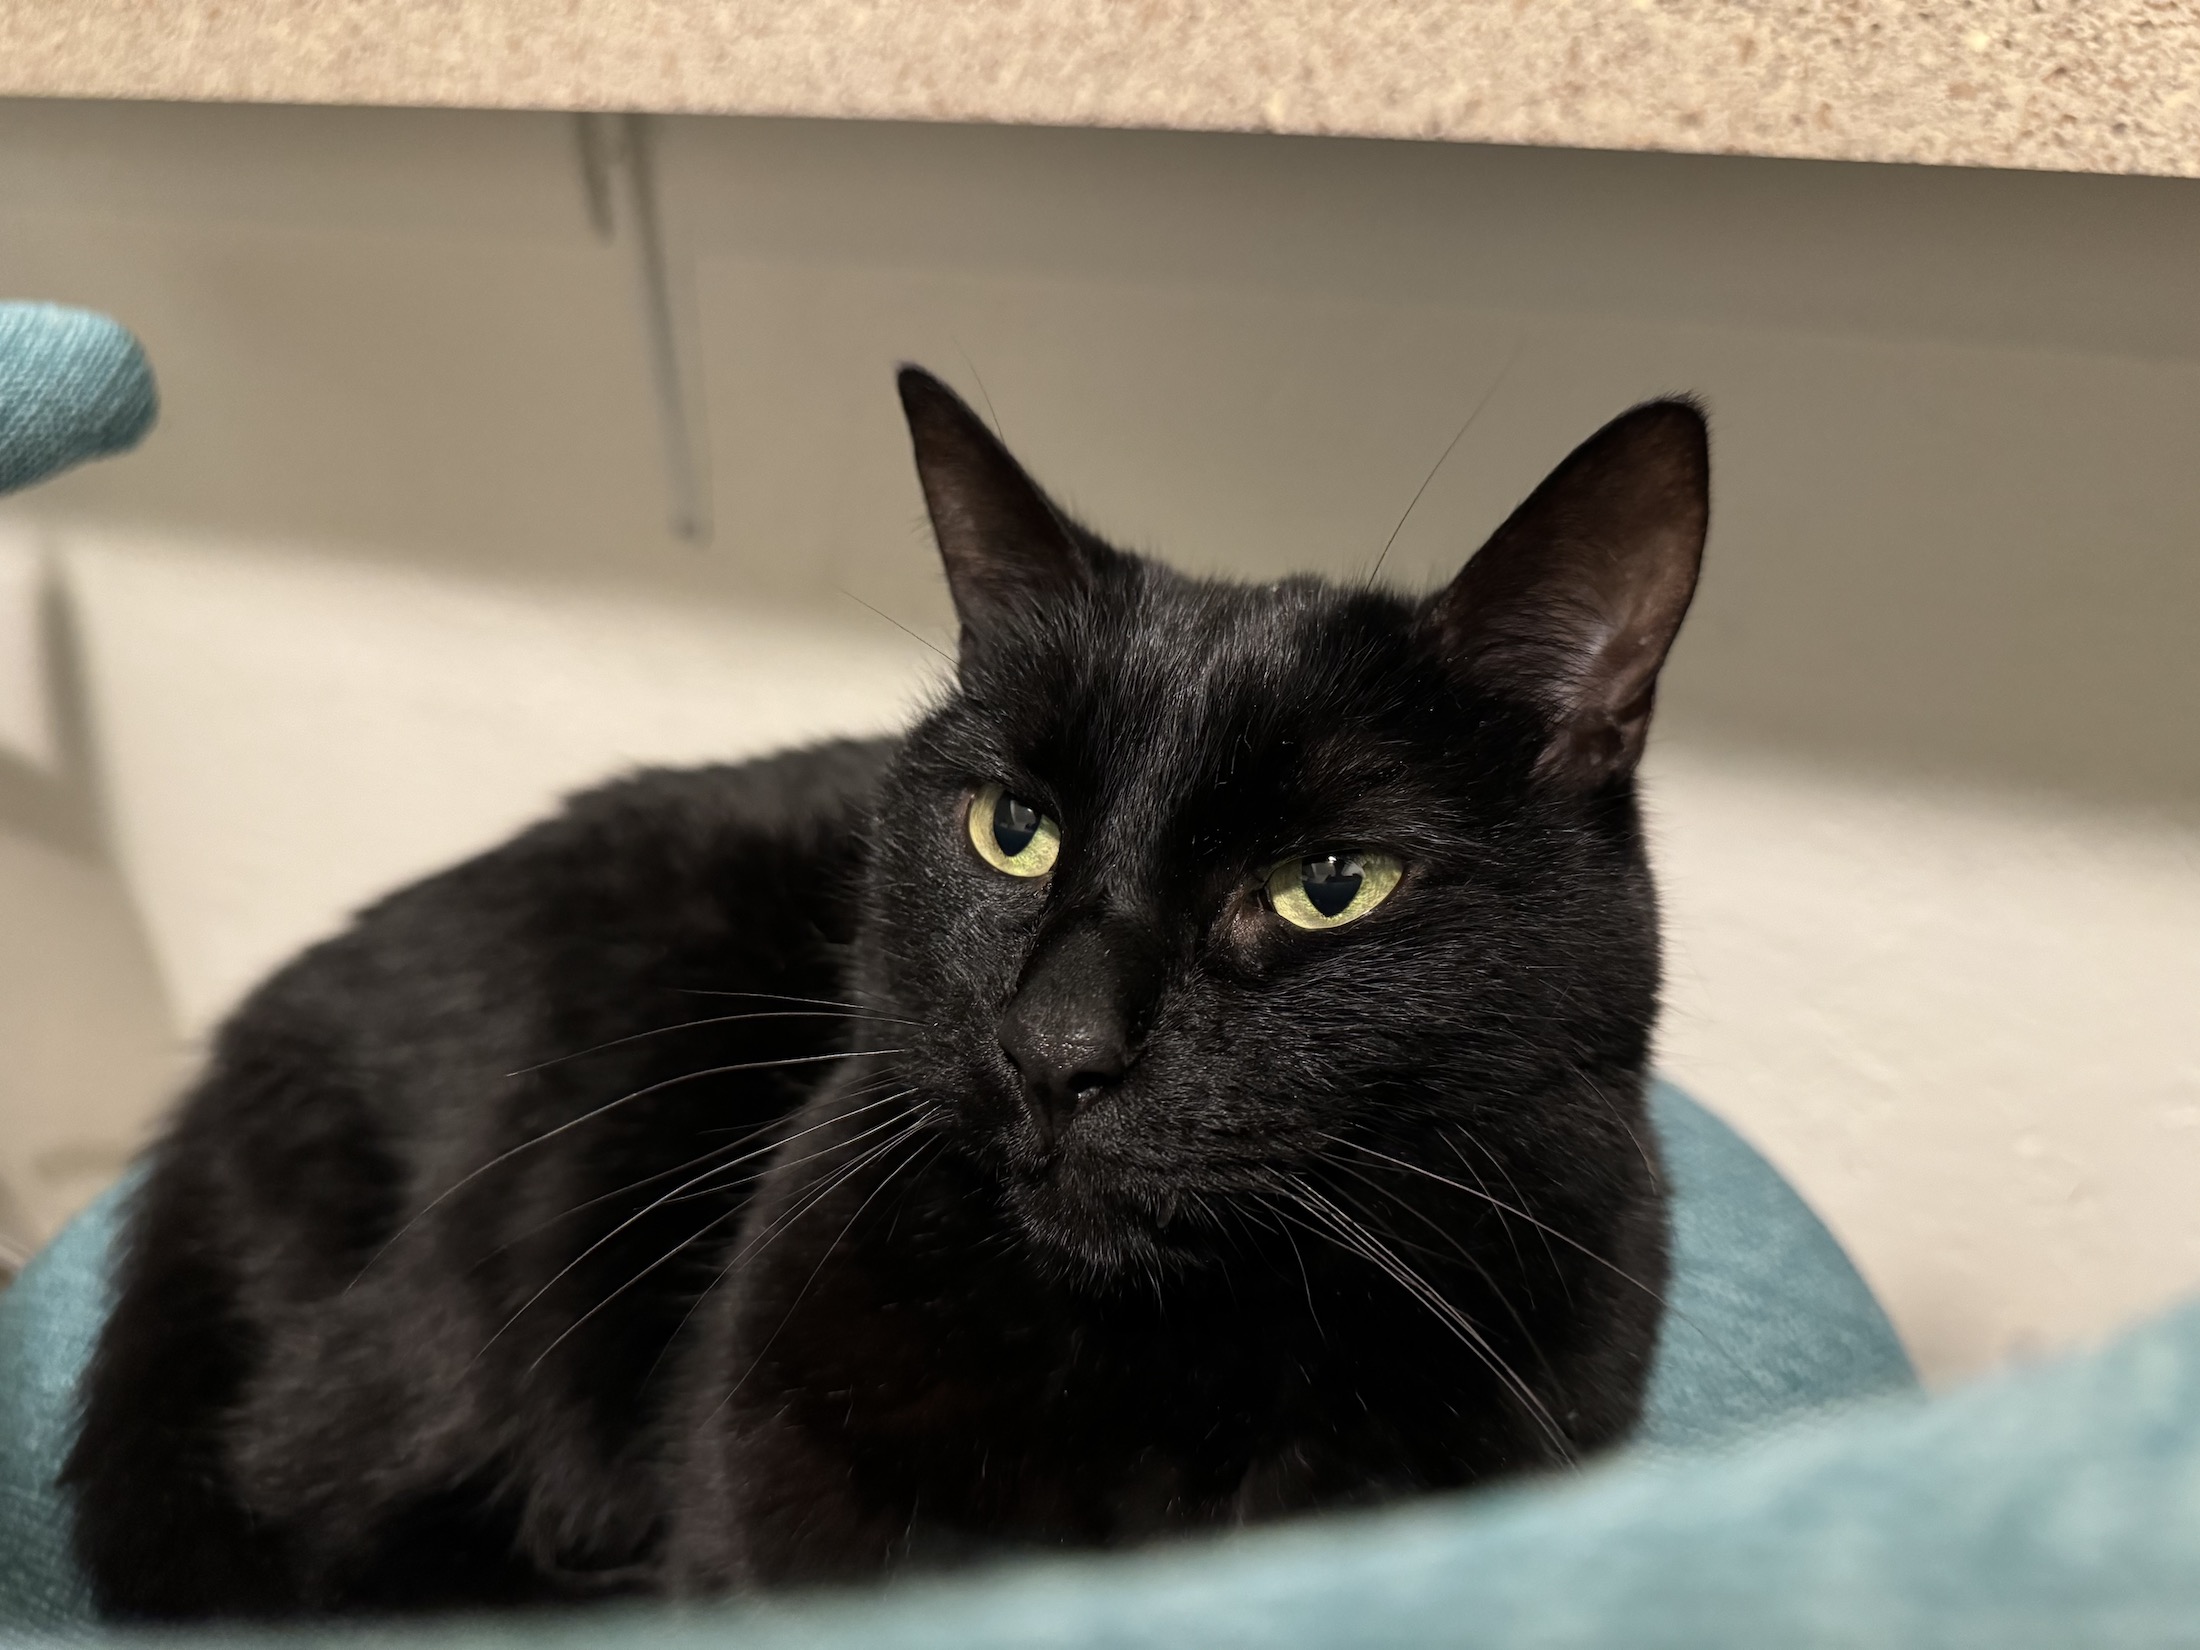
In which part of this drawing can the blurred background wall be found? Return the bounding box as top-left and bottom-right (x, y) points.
(0, 98), (2194, 1380)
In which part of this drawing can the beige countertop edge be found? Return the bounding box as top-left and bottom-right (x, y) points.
(2, 1), (2198, 181)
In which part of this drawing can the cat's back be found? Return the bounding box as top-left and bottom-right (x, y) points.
(67, 736), (897, 1620)
(161, 735), (897, 1190)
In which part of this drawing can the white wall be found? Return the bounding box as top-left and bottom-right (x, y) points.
(1, 99), (2195, 1380)
(1648, 748), (2200, 1378)
(58, 533), (940, 1036)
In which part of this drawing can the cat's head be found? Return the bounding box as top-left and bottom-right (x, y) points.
(864, 368), (1706, 1284)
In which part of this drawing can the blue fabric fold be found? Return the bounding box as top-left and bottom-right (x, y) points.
(1642, 1080), (1914, 1449)
(0, 302), (158, 495)
(0, 1171), (110, 1631)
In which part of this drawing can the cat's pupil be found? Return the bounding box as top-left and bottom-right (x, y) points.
(993, 793), (1041, 857)
(1302, 854), (1364, 918)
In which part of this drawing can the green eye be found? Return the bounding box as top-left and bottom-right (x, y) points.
(968, 783), (1062, 878)
(1266, 851), (1403, 930)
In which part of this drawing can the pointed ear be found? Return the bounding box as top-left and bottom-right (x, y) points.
(897, 366), (1092, 646)
(1427, 398), (1707, 788)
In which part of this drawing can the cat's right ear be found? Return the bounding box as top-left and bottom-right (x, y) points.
(898, 366), (1092, 650)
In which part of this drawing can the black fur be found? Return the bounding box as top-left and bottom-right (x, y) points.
(67, 370), (1707, 1618)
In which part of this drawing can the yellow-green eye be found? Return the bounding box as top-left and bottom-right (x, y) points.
(968, 783), (1062, 878)
(1266, 851), (1403, 930)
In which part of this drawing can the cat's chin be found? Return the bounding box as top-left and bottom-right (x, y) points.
(1003, 1171), (1222, 1286)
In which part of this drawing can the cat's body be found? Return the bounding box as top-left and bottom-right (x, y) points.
(68, 371), (1706, 1619)
(66, 747), (888, 1613)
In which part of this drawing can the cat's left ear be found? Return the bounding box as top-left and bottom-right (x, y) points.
(1426, 398), (1708, 789)
(898, 366), (1095, 649)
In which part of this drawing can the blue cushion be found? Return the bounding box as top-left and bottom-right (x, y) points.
(1642, 1080), (1914, 1449)
(0, 1173), (108, 1630)
(0, 1082), (1912, 1636)
(0, 302), (158, 495)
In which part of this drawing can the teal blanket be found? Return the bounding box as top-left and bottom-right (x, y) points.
(3, 1083), (1924, 1639)
(0, 302), (156, 495)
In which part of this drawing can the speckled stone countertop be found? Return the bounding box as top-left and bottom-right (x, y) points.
(1, 1), (2195, 177)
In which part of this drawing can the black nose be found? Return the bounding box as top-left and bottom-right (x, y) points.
(996, 920), (1152, 1148)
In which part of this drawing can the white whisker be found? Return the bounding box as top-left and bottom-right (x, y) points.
(1320, 1134), (1664, 1308)
(720, 1126), (945, 1406)
(470, 1092), (923, 1359)
(347, 1047), (905, 1289)
(523, 1105), (934, 1377)
(506, 1009), (916, 1078)
(1271, 1172), (1572, 1462)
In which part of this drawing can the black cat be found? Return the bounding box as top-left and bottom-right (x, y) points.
(66, 368), (1706, 1618)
